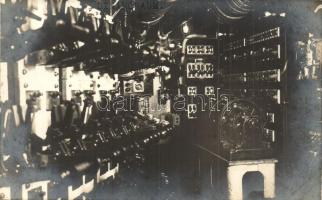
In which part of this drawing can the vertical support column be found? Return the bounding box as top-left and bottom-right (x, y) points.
(259, 162), (276, 198)
(6, 61), (20, 105)
(60, 68), (68, 101)
(227, 165), (244, 200)
(0, 63), (9, 102)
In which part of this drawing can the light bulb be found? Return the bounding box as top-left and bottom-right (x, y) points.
(182, 23), (190, 34)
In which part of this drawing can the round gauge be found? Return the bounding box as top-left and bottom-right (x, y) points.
(135, 83), (143, 91)
(218, 98), (265, 149)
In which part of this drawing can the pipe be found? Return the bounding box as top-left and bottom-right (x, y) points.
(211, 0), (256, 24)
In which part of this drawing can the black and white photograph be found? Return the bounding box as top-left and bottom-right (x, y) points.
(0, 0), (321, 199)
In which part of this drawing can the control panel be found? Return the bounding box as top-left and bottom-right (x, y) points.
(222, 27), (285, 73)
(187, 45), (214, 55)
(123, 79), (145, 94)
(186, 62), (214, 79)
(220, 25), (286, 152)
(182, 38), (217, 119)
(120, 72), (154, 97)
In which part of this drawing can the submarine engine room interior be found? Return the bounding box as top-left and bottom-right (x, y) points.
(0, 0), (321, 199)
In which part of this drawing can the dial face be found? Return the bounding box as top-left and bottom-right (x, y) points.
(219, 99), (264, 149)
(135, 84), (142, 91)
(130, 0), (176, 24)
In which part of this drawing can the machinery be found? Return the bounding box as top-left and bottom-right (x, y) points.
(0, 0), (321, 199)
